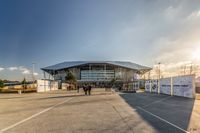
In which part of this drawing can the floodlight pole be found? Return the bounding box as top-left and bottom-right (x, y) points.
(148, 71), (150, 80)
(158, 62), (161, 94)
(158, 62), (161, 79)
(32, 62), (36, 87)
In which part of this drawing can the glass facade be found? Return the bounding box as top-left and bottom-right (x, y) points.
(80, 70), (115, 81)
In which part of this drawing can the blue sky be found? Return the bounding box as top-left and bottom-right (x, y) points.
(1, 0), (200, 80)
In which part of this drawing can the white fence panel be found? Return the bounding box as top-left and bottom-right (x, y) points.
(37, 80), (58, 92)
(145, 75), (195, 98)
(173, 75), (195, 98)
(160, 78), (171, 95)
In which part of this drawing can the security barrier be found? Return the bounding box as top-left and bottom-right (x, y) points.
(37, 80), (58, 92)
(145, 75), (196, 98)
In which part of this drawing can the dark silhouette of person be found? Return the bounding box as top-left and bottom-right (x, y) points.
(77, 85), (80, 93)
(88, 85), (92, 95)
(83, 85), (87, 95)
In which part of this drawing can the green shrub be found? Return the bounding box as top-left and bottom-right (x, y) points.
(0, 79), (4, 88)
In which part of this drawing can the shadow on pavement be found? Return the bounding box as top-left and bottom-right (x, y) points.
(119, 92), (195, 133)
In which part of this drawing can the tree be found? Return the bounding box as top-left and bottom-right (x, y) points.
(65, 70), (76, 90)
(21, 78), (27, 91)
(65, 71), (76, 83)
(0, 79), (4, 88)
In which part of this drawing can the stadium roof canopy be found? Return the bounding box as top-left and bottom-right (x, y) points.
(42, 61), (151, 74)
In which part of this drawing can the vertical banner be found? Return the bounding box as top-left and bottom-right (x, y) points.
(145, 80), (158, 93)
(151, 80), (158, 93)
(145, 80), (151, 92)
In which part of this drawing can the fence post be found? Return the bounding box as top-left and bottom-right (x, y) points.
(150, 80), (152, 93)
(192, 75), (196, 98)
(158, 79), (160, 94)
(170, 77), (173, 96)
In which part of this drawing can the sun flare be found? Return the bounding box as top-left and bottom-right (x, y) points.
(192, 48), (200, 60)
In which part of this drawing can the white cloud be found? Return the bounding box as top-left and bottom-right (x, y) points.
(164, 6), (179, 20)
(19, 66), (31, 75)
(33, 72), (38, 76)
(187, 10), (200, 20)
(8, 67), (18, 71)
(22, 70), (30, 74)
(0, 67), (4, 71)
(6, 66), (39, 76)
(152, 24), (200, 63)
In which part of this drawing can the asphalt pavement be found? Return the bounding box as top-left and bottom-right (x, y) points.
(0, 89), (199, 133)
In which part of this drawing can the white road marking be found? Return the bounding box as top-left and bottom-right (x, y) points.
(0, 98), (73, 133)
(137, 107), (189, 133)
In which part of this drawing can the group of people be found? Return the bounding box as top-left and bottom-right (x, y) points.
(82, 85), (92, 95)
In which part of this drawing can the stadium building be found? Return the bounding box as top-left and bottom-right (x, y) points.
(41, 61), (151, 87)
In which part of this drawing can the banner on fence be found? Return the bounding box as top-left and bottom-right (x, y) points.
(151, 80), (158, 93)
(145, 80), (158, 93)
(145, 80), (151, 92)
(145, 75), (195, 98)
(160, 78), (171, 95)
(173, 75), (195, 98)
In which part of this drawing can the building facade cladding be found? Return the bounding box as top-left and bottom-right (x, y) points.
(53, 64), (138, 82)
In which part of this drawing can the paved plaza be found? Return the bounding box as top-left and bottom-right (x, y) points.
(0, 89), (199, 133)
